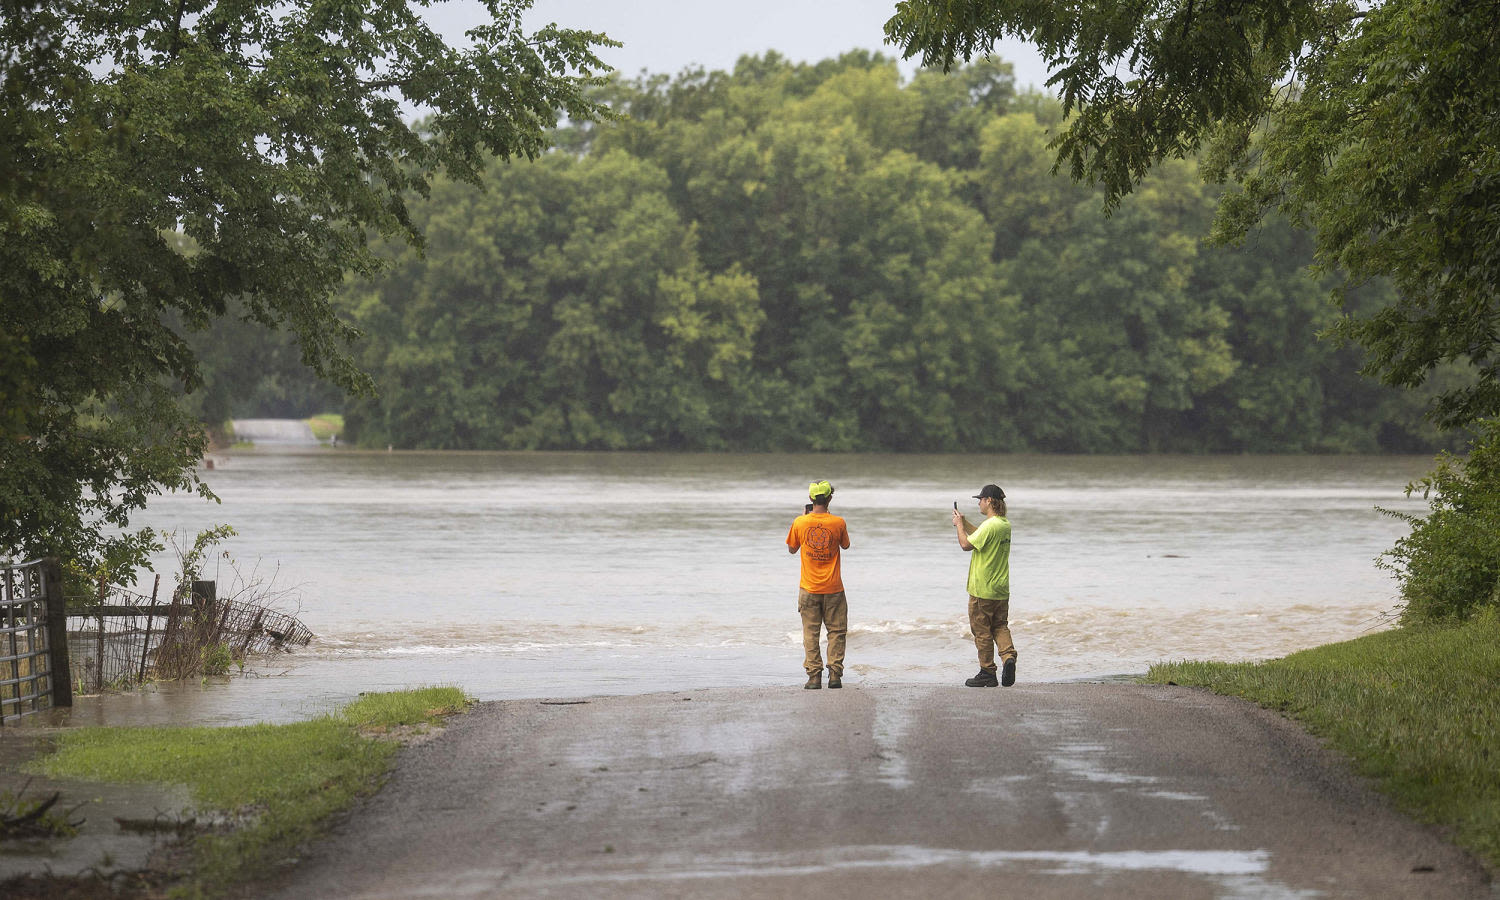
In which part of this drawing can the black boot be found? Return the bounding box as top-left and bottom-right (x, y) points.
(1001, 658), (1017, 687)
(964, 669), (998, 687)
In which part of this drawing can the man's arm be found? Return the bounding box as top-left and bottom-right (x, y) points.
(952, 509), (976, 551)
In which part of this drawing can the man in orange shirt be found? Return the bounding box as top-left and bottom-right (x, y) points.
(786, 480), (851, 690)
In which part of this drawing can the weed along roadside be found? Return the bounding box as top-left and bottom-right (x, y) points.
(0, 686), (473, 899)
(1146, 610), (1500, 874)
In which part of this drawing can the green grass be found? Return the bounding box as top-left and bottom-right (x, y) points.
(1146, 611), (1500, 869)
(31, 686), (472, 897)
(305, 413), (343, 441)
(341, 685), (473, 729)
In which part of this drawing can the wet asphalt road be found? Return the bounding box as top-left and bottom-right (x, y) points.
(261, 683), (1494, 899)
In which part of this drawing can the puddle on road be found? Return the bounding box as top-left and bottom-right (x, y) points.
(870, 695), (913, 789)
(964, 774), (1029, 799)
(0, 775), (193, 881)
(1050, 739), (1161, 785)
(506, 844), (1299, 893)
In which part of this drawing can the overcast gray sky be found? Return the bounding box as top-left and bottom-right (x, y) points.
(422, 0), (1051, 91)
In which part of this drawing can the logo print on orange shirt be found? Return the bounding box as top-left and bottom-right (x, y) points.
(805, 523), (836, 561)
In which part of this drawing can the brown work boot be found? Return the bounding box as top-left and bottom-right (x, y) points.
(804, 673), (822, 690)
(827, 673), (842, 689)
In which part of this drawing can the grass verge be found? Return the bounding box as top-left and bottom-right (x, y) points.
(1146, 611), (1500, 870)
(28, 686), (472, 898)
(304, 414), (343, 442)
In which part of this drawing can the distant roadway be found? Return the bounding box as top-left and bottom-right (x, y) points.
(261, 684), (1494, 899)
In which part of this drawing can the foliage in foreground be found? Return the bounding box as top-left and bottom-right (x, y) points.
(886, 0), (1500, 431)
(0, 0), (613, 578)
(31, 686), (472, 896)
(1382, 421), (1500, 624)
(1147, 612), (1500, 868)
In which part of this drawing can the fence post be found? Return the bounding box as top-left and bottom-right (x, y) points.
(138, 573), (160, 684)
(94, 575), (107, 693)
(192, 579), (216, 651)
(192, 580), (216, 616)
(42, 558), (72, 708)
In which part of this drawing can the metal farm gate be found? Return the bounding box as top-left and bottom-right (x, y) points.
(0, 558), (72, 724)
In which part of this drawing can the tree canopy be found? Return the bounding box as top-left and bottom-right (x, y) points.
(282, 53), (1452, 454)
(0, 0), (612, 572)
(885, 0), (1500, 429)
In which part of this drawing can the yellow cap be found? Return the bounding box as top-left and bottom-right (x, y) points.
(808, 480), (833, 500)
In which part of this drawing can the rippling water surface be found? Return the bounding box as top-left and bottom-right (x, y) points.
(63, 450), (1433, 726)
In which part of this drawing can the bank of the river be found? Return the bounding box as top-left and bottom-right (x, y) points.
(0, 687), (471, 899)
(304, 414), (342, 442)
(1147, 611), (1500, 872)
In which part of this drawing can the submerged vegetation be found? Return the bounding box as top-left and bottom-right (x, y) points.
(61, 527), (312, 695)
(0, 783), (81, 840)
(1147, 612), (1500, 869)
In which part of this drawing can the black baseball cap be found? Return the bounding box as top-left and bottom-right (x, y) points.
(973, 484), (1006, 500)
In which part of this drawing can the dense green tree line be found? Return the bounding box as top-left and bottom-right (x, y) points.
(209, 52), (1455, 453)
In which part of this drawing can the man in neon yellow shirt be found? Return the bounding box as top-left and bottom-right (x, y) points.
(952, 483), (1015, 687)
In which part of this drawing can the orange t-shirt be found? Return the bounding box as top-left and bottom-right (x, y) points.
(786, 512), (850, 593)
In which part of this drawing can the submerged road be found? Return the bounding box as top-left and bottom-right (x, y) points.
(263, 684), (1493, 899)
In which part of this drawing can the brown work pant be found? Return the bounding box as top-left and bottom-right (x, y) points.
(968, 594), (1017, 673)
(798, 589), (847, 677)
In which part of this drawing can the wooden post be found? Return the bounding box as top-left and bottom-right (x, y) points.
(191, 580), (216, 613)
(41, 559), (71, 709)
(192, 579), (217, 649)
(138, 573), (160, 684)
(94, 576), (107, 693)
(239, 609), (264, 656)
(164, 584), (183, 641)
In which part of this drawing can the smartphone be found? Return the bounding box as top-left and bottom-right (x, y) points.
(953, 501), (958, 511)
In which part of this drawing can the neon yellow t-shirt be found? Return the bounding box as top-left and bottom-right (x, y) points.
(966, 515), (1011, 600)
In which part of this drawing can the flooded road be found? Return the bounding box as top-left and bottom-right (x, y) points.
(257, 685), (1493, 899)
(49, 451), (1433, 726)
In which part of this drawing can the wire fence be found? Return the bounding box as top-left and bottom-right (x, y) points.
(68, 577), (313, 694)
(1, 560), (60, 723)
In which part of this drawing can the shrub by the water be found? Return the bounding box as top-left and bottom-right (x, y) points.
(1382, 420), (1500, 624)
